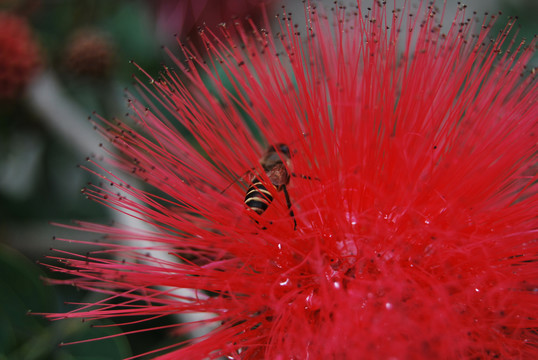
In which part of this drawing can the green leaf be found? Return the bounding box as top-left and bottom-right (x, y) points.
(0, 243), (55, 353)
(0, 244), (131, 359)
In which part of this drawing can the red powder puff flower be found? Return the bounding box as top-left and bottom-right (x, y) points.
(0, 11), (41, 99)
(43, 1), (538, 359)
(151, 0), (276, 39)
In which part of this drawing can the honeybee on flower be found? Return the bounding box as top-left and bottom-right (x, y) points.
(42, 1), (538, 359)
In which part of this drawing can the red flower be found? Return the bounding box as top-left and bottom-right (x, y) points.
(0, 11), (41, 99)
(151, 0), (276, 39)
(44, 1), (538, 359)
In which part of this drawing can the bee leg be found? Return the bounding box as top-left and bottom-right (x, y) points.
(257, 220), (272, 230)
(291, 172), (320, 181)
(282, 185), (297, 230)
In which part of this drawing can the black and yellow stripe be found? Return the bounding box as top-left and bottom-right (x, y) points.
(244, 177), (273, 215)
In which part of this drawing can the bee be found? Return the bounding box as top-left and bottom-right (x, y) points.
(221, 141), (316, 230)
(244, 143), (297, 229)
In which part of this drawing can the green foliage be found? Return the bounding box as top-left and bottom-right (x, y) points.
(0, 244), (132, 360)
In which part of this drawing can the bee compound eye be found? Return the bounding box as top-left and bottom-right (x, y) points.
(278, 144), (290, 156)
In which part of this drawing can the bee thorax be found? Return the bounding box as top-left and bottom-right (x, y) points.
(267, 163), (290, 188)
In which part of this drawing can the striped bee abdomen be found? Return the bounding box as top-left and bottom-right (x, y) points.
(244, 177), (273, 215)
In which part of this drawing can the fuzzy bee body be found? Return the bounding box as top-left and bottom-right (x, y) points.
(244, 177), (274, 215)
(243, 143), (296, 229)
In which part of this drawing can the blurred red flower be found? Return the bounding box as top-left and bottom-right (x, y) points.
(0, 11), (41, 99)
(44, 1), (538, 359)
(151, 0), (275, 39)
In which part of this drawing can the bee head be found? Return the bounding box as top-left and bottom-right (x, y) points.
(269, 143), (291, 158)
(261, 143), (292, 171)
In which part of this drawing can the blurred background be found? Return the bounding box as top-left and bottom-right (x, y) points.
(0, 0), (536, 359)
